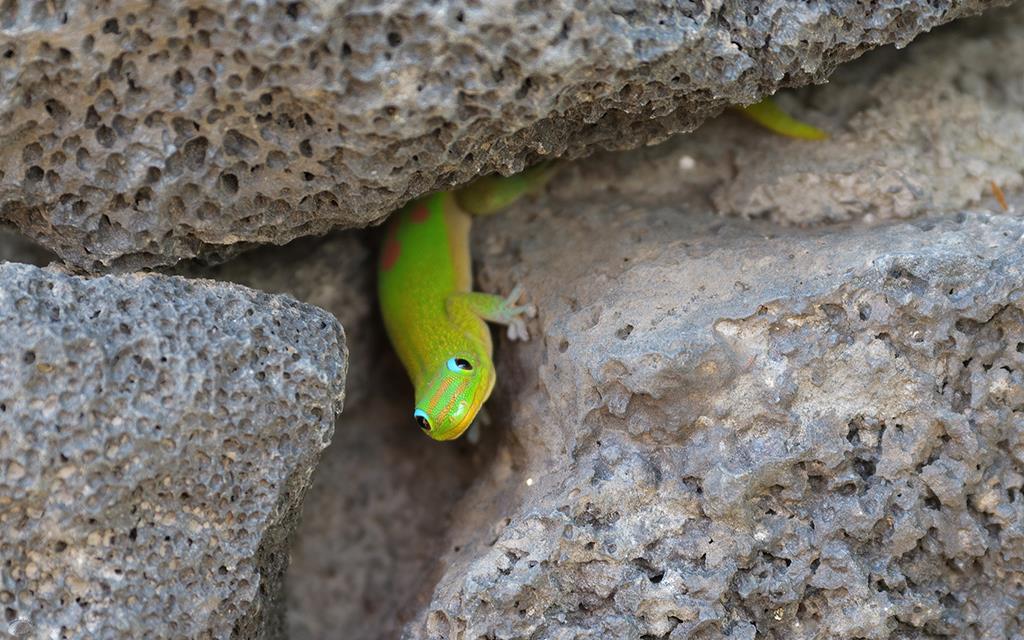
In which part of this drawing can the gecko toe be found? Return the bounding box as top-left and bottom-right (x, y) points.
(506, 284), (523, 304)
(507, 319), (530, 341)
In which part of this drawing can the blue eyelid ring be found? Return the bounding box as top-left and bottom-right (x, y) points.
(447, 357), (472, 372)
(414, 408), (431, 431)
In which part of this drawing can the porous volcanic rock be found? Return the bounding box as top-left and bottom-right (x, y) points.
(711, 2), (1024, 224)
(272, 7), (1024, 638)
(552, 2), (1024, 228)
(181, 230), (378, 407)
(0, 264), (346, 639)
(402, 191), (1024, 638)
(0, 0), (1006, 270)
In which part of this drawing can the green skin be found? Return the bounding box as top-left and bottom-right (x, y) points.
(378, 166), (551, 441)
(737, 98), (828, 140)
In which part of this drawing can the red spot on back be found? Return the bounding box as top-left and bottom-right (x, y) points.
(381, 237), (401, 271)
(380, 219), (403, 272)
(409, 204), (430, 223)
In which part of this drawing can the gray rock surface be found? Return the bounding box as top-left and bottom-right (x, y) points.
(0, 0), (1005, 270)
(561, 1), (1024, 228)
(405, 186), (1024, 639)
(0, 264), (346, 639)
(711, 3), (1024, 224)
(180, 231), (378, 407)
(275, 8), (1024, 639)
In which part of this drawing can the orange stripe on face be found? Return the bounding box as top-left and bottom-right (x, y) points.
(440, 377), (470, 423)
(427, 375), (454, 414)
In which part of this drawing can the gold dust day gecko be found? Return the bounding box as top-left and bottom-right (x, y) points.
(377, 165), (553, 441)
(378, 97), (824, 443)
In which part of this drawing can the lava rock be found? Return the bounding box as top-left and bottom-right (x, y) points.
(180, 231), (378, 408)
(401, 191), (1024, 638)
(712, 3), (1024, 224)
(0, 264), (347, 639)
(0, 0), (1005, 270)
(550, 3), (1024, 229)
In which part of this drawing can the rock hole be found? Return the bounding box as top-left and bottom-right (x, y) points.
(44, 99), (69, 124)
(854, 459), (875, 481)
(182, 137), (208, 170)
(95, 125), (116, 148)
(516, 77), (533, 99)
(846, 422), (860, 444)
(219, 172), (239, 194)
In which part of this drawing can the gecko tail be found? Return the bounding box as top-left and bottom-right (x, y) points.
(736, 97), (829, 141)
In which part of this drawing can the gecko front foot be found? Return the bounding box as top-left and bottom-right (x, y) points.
(503, 284), (537, 341)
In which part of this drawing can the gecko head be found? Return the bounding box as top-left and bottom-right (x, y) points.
(414, 354), (495, 441)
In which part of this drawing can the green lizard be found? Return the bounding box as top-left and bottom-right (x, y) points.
(377, 166), (552, 441)
(379, 98), (824, 442)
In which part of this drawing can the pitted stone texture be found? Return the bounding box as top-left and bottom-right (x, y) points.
(180, 231), (378, 408)
(712, 2), (1024, 224)
(0, 0), (1005, 270)
(400, 190), (1024, 637)
(549, 3), (1024, 230)
(0, 264), (346, 639)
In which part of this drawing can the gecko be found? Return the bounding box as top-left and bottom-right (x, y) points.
(377, 165), (553, 441)
(379, 97), (823, 442)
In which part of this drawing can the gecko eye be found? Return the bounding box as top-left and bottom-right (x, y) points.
(414, 409), (431, 431)
(447, 357), (473, 372)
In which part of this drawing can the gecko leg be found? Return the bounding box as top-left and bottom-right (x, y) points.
(446, 285), (537, 341)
